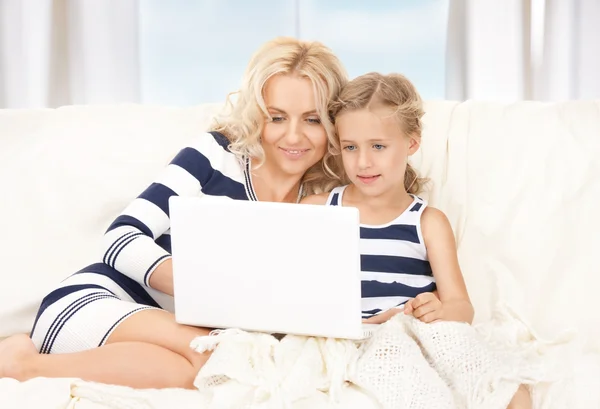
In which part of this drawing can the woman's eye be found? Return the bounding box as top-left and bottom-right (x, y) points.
(271, 116), (285, 122)
(307, 117), (321, 124)
(373, 144), (385, 150)
(343, 145), (356, 151)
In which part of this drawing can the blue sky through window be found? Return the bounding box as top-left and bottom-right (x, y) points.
(139, 0), (448, 105)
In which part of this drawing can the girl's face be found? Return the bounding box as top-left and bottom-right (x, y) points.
(260, 74), (328, 178)
(337, 107), (418, 198)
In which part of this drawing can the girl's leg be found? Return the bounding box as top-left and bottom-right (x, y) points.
(0, 309), (211, 389)
(507, 385), (532, 409)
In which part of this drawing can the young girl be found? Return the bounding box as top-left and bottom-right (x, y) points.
(302, 72), (531, 409)
(301, 72), (473, 325)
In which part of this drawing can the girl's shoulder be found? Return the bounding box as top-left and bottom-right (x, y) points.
(300, 192), (330, 205)
(300, 185), (348, 206)
(420, 206), (456, 244)
(421, 206), (448, 224)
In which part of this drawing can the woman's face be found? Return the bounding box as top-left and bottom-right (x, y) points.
(261, 74), (328, 178)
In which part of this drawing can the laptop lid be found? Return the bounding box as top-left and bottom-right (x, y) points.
(169, 196), (364, 339)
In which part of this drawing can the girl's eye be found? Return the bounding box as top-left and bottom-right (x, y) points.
(373, 144), (385, 150)
(343, 145), (356, 151)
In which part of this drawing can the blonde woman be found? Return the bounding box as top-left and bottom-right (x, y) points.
(0, 37), (348, 390)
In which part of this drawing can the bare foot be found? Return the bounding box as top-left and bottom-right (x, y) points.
(0, 334), (38, 381)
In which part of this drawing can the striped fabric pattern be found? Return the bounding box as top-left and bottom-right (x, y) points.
(30, 131), (258, 354)
(102, 131), (255, 287)
(326, 185), (436, 319)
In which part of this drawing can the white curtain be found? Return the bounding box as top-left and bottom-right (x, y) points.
(446, 0), (600, 101)
(0, 0), (140, 109)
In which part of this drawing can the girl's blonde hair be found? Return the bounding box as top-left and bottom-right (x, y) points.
(211, 37), (348, 196)
(330, 72), (427, 195)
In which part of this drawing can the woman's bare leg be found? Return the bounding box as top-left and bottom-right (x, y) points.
(0, 309), (211, 389)
(507, 385), (532, 409)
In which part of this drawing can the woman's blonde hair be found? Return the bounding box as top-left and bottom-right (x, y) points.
(211, 37), (348, 195)
(330, 72), (427, 195)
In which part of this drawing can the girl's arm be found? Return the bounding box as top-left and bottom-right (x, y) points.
(418, 207), (474, 323)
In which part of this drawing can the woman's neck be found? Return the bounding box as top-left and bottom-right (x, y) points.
(250, 159), (302, 203)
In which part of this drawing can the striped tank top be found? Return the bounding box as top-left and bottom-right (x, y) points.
(326, 185), (436, 319)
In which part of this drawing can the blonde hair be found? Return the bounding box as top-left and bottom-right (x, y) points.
(330, 72), (428, 195)
(211, 37), (348, 196)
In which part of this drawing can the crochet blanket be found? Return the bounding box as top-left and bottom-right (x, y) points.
(4, 305), (584, 409)
(185, 306), (547, 409)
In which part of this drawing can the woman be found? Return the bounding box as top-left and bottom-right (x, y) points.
(0, 36), (348, 389)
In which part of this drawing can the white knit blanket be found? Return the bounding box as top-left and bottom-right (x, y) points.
(183, 306), (550, 409)
(6, 304), (586, 409)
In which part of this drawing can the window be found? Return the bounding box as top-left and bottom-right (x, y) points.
(139, 0), (449, 106)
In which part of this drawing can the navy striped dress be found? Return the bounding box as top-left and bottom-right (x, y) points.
(326, 186), (436, 319)
(30, 131), (259, 354)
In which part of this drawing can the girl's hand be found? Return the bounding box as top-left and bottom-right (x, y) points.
(403, 292), (443, 323)
(362, 307), (404, 324)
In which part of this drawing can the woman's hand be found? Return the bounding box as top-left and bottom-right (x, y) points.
(403, 292), (443, 323)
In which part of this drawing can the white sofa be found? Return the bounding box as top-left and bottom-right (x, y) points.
(1, 101), (599, 408)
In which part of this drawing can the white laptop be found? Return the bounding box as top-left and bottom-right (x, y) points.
(169, 195), (379, 340)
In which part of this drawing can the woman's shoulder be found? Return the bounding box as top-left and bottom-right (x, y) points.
(174, 131), (237, 161)
(167, 130), (243, 179)
(189, 130), (231, 152)
(205, 130), (231, 151)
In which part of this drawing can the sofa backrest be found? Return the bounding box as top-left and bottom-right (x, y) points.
(1, 101), (598, 351)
